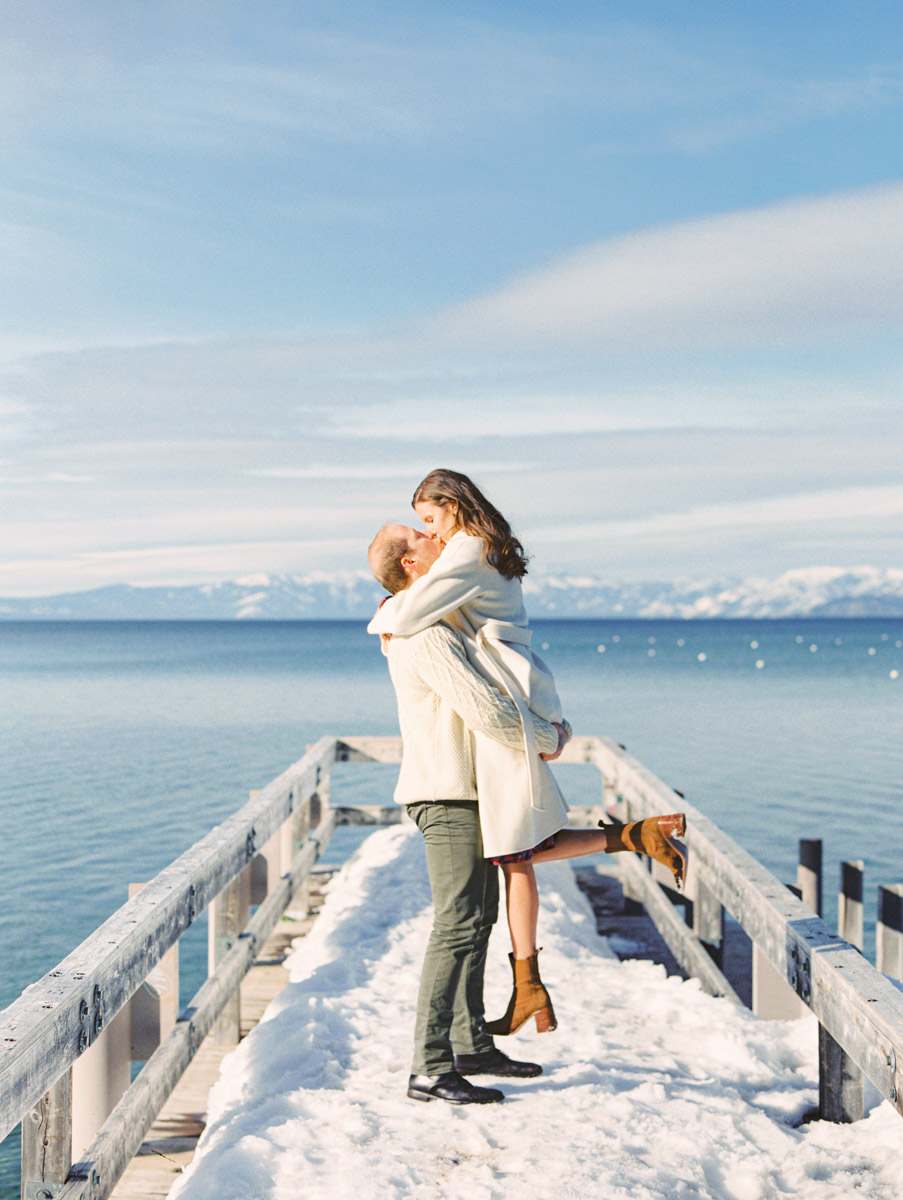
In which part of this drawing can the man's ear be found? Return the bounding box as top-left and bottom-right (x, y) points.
(400, 555), (416, 574)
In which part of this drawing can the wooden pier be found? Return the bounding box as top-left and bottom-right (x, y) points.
(2, 735), (903, 1200)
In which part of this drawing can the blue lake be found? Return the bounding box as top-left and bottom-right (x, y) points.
(1, 618), (902, 1196)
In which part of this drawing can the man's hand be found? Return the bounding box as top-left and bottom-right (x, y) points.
(541, 721), (571, 762)
(380, 633), (392, 650)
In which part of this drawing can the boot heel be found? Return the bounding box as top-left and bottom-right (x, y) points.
(486, 950), (557, 1036)
(600, 813), (688, 890)
(534, 1004), (557, 1033)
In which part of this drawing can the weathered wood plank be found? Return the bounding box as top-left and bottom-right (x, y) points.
(838, 861), (864, 949)
(692, 878), (725, 968)
(334, 805), (405, 825)
(128, 883), (179, 1064)
(877, 885), (903, 981)
(20, 1069), (71, 1200)
(821, 860), (866, 1121)
(752, 944), (808, 1020)
(798, 839), (823, 916)
(0, 737), (337, 1144)
(333, 737), (402, 763)
(70, 1004), (131, 1162)
(820, 1024), (866, 1123)
(208, 875), (243, 1047)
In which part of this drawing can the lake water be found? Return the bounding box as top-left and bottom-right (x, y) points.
(1, 618), (902, 1195)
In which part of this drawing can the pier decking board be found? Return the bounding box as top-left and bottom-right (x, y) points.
(107, 885), (329, 1200)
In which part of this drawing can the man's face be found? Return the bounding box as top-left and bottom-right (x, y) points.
(390, 524), (441, 582)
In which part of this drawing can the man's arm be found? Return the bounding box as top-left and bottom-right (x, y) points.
(407, 625), (559, 754)
(366, 537), (484, 636)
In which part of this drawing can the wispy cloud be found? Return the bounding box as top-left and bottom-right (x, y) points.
(0, 14), (637, 152)
(668, 63), (903, 153)
(539, 485), (903, 544)
(247, 461), (538, 480)
(0, 471), (93, 484)
(0, 536), (366, 596)
(8, 9), (898, 162)
(429, 182), (903, 352)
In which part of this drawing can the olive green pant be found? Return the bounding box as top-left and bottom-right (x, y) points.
(407, 801), (500, 1076)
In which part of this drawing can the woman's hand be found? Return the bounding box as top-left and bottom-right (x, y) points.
(541, 721), (571, 762)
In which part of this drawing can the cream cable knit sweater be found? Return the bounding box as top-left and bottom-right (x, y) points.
(387, 623), (559, 806)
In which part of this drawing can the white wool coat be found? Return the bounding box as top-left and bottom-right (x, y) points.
(386, 624), (560, 806)
(368, 531), (570, 857)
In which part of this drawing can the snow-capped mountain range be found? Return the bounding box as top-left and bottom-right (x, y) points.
(2, 566), (903, 620)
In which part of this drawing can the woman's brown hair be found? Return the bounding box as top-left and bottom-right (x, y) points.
(412, 469), (529, 579)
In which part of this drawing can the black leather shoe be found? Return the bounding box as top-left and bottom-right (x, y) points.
(454, 1049), (543, 1078)
(407, 1070), (504, 1104)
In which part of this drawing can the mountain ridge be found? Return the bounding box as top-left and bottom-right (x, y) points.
(2, 565), (902, 620)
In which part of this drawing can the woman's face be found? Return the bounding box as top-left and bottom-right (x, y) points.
(414, 499), (459, 542)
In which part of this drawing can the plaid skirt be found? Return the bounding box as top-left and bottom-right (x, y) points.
(490, 834), (557, 866)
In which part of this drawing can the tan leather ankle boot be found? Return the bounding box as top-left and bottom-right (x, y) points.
(484, 950), (557, 1036)
(600, 813), (688, 888)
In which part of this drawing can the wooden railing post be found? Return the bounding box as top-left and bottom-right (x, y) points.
(795, 839), (863, 1121)
(127, 884), (179, 1063)
(249, 792), (284, 908)
(820, 861), (866, 1122)
(692, 879), (725, 968)
(290, 800), (312, 915)
(877, 884), (903, 981)
(798, 838), (823, 916)
(20, 1070), (72, 1200)
(752, 882), (807, 1019)
(838, 861), (864, 948)
(751, 946), (807, 1019)
(207, 875), (246, 1046)
(311, 760), (331, 826)
(299, 764), (332, 914)
(602, 775), (622, 821)
(70, 1005), (131, 1160)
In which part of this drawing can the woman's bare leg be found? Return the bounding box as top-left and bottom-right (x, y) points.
(501, 861), (540, 958)
(501, 832), (609, 958)
(486, 861), (556, 1034)
(535, 822), (687, 888)
(530, 827), (610, 863)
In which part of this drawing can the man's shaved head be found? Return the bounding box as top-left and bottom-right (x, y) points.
(368, 524), (411, 594)
(368, 523), (441, 593)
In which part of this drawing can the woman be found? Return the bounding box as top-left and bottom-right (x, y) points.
(369, 469), (686, 1035)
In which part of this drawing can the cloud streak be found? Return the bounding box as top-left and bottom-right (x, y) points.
(540, 485), (903, 543)
(430, 183), (903, 352)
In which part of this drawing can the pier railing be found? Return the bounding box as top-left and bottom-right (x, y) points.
(567, 736), (903, 1123)
(2, 737), (341, 1200)
(3, 734), (903, 1199)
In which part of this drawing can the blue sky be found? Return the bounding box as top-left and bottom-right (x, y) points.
(2, 1), (902, 594)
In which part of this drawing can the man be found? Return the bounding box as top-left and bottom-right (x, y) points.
(367, 523), (564, 1105)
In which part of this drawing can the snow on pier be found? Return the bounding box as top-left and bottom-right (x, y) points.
(167, 827), (903, 1200)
